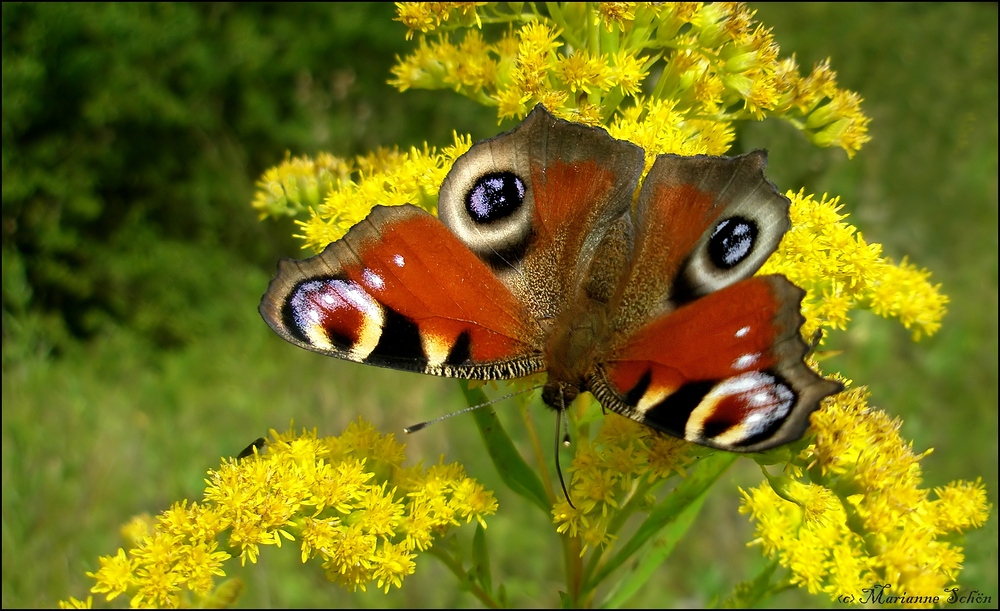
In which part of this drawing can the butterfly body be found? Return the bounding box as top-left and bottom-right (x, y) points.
(261, 106), (841, 453)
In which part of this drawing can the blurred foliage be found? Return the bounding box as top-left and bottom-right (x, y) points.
(1, 2), (494, 355)
(1, 3), (996, 609)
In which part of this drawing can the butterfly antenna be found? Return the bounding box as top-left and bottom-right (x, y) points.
(561, 407), (572, 446)
(554, 388), (575, 509)
(807, 329), (825, 352)
(403, 385), (541, 434)
(236, 437), (267, 460)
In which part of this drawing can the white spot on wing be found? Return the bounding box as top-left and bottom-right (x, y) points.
(636, 385), (672, 414)
(735, 326), (750, 338)
(733, 352), (760, 370)
(362, 268), (385, 290)
(423, 332), (452, 368)
(393, 254), (405, 267)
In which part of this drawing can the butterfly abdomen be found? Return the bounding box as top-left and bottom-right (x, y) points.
(541, 297), (614, 411)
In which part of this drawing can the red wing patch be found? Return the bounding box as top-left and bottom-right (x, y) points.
(592, 275), (839, 451)
(605, 276), (786, 402)
(260, 205), (545, 379)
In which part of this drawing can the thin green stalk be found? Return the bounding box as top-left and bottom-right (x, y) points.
(583, 452), (737, 591)
(427, 546), (501, 608)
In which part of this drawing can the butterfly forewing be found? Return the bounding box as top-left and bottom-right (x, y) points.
(610, 152), (790, 335)
(260, 205), (545, 379)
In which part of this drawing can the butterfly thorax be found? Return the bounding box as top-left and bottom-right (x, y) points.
(541, 297), (610, 411)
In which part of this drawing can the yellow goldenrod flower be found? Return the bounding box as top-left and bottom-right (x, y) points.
(553, 49), (612, 95)
(394, 2), (484, 39)
(761, 191), (948, 341)
(741, 381), (992, 605)
(74, 419), (496, 606)
(58, 596), (93, 609)
(596, 2), (636, 32)
(551, 412), (695, 556)
(87, 548), (135, 602)
(387, 3), (870, 156)
(372, 540), (417, 593)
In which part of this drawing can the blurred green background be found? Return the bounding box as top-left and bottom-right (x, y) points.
(2, 3), (996, 608)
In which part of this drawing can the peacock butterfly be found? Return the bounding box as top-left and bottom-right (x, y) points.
(259, 105), (842, 453)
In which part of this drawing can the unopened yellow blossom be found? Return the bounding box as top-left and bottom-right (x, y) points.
(119, 514), (154, 548)
(252, 152), (351, 219)
(257, 134), (472, 252)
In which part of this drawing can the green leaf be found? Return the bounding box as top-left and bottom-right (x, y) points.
(497, 583), (509, 608)
(601, 491), (708, 608)
(472, 521), (493, 596)
(462, 381), (551, 513)
(585, 451), (737, 589)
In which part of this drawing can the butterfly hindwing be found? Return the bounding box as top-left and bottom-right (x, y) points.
(587, 151), (840, 452)
(259, 205), (544, 379)
(592, 275), (840, 452)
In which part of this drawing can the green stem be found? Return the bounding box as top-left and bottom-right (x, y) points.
(545, 2), (580, 49)
(520, 403), (558, 504)
(428, 546), (500, 608)
(583, 451), (737, 592)
(587, 2), (600, 54)
(580, 474), (659, 586)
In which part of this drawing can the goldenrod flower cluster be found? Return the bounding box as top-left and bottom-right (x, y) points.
(75, 419), (497, 607)
(238, 3), (985, 607)
(740, 382), (991, 606)
(390, 2), (870, 155)
(552, 404), (694, 555)
(254, 136), (472, 251)
(761, 190), (948, 341)
(256, 3), (874, 255)
(251, 152), (352, 220)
